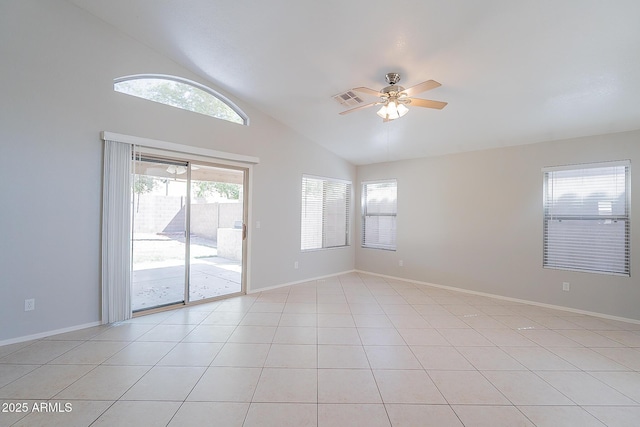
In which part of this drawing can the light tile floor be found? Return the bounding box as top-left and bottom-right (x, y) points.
(1, 272), (640, 426)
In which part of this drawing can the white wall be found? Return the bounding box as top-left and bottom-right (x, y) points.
(0, 0), (355, 342)
(356, 130), (640, 321)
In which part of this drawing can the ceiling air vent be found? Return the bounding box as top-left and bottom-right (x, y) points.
(332, 91), (364, 107)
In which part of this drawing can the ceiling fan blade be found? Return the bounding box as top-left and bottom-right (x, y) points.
(339, 101), (382, 115)
(407, 98), (448, 110)
(401, 80), (441, 97)
(352, 87), (384, 97)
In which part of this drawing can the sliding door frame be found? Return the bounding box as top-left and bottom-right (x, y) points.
(102, 131), (258, 316)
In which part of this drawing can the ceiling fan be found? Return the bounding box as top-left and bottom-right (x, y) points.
(339, 73), (447, 122)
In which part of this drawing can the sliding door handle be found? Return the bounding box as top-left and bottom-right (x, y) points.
(242, 223), (247, 241)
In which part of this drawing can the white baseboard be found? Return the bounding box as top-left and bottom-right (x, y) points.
(247, 270), (357, 294)
(0, 321), (103, 347)
(356, 270), (640, 325)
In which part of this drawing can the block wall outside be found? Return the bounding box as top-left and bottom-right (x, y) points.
(134, 195), (243, 241)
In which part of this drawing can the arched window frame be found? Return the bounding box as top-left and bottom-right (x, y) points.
(114, 74), (249, 126)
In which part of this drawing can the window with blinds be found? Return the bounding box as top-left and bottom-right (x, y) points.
(301, 175), (351, 251)
(543, 161), (630, 276)
(362, 180), (397, 250)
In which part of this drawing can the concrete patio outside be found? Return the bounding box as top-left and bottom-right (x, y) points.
(132, 233), (241, 311)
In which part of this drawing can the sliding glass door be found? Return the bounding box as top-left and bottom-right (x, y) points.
(189, 165), (245, 302)
(131, 158), (188, 311)
(131, 155), (247, 313)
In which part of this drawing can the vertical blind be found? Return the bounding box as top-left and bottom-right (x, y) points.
(301, 175), (351, 250)
(362, 180), (397, 250)
(101, 140), (133, 323)
(543, 161), (630, 276)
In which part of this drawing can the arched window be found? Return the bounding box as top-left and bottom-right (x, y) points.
(114, 74), (248, 125)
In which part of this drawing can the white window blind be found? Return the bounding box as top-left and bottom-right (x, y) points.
(301, 175), (351, 250)
(543, 161), (630, 276)
(101, 139), (133, 323)
(362, 180), (397, 250)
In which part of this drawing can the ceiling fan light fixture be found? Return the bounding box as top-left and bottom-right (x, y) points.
(386, 100), (399, 120)
(376, 99), (408, 121)
(397, 103), (409, 117)
(376, 104), (388, 118)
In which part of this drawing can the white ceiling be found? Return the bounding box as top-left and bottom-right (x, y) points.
(70, 0), (640, 165)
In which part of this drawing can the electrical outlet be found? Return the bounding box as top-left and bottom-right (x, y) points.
(562, 282), (570, 291)
(256, 221), (261, 229)
(294, 261), (299, 269)
(24, 298), (35, 311)
(399, 260), (404, 267)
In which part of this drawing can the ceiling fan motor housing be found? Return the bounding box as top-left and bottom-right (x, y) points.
(381, 85), (405, 96)
(382, 73), (405, 98)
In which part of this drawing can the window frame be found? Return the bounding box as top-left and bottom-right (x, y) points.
(361, 179), (398, 251)
(114, 74), (249, 125)
(542, 160), (631, 276)
(300, 174), (352, 252)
